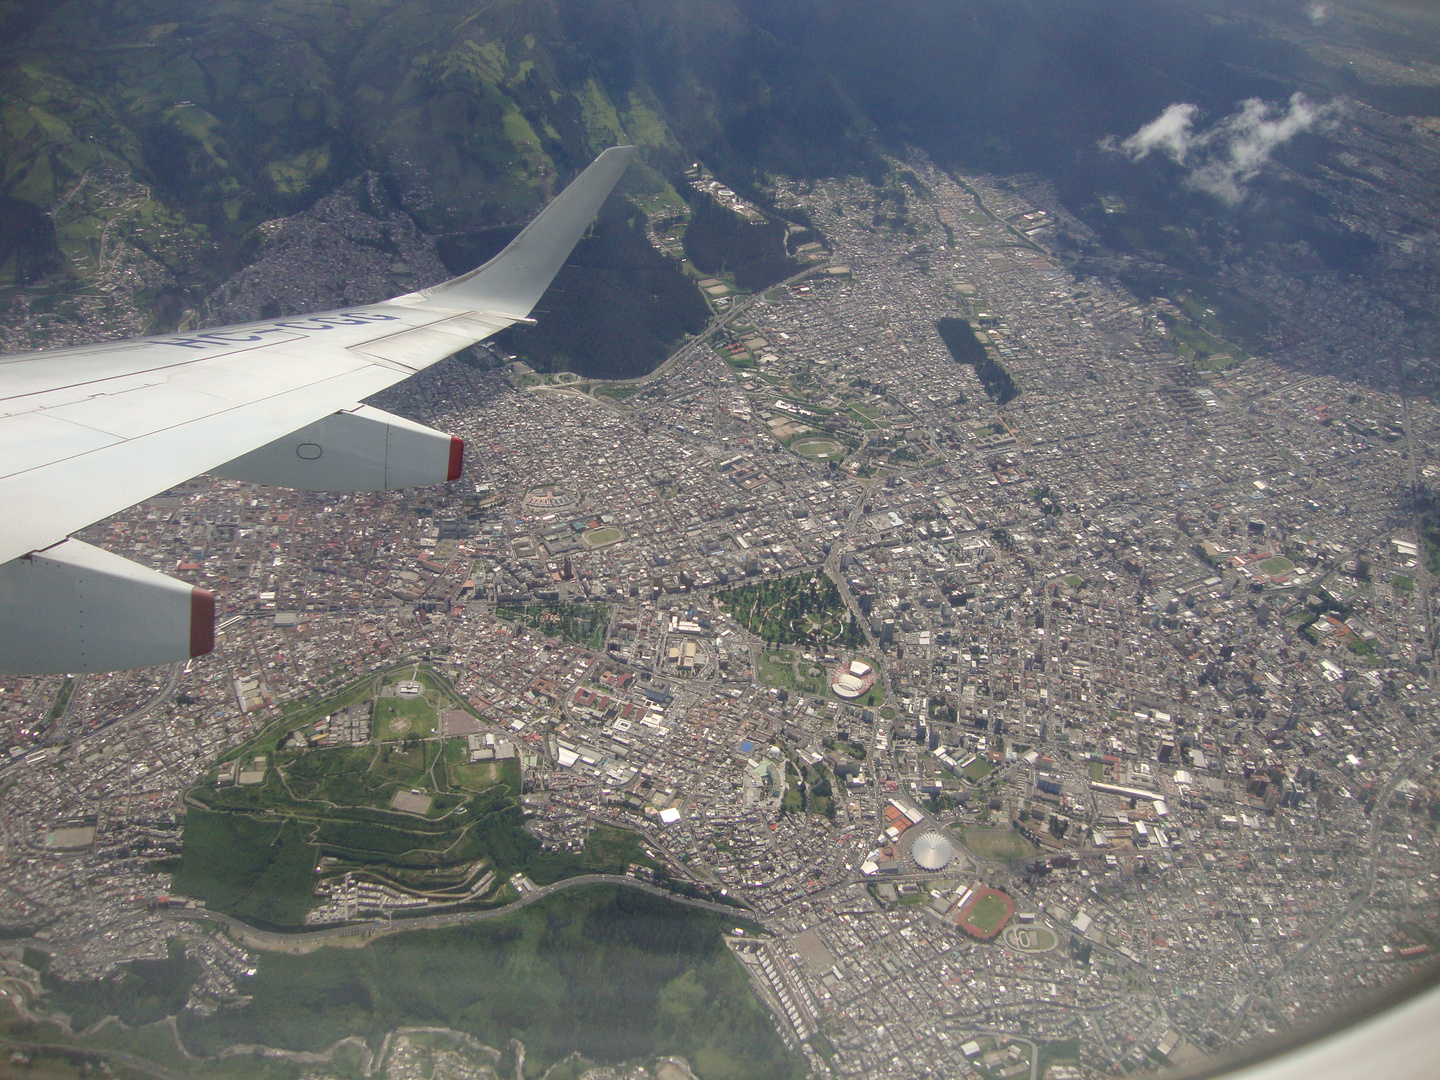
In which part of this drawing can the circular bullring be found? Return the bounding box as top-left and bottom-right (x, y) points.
(831, 659), (877, 700)
(522, 485), (578, 513)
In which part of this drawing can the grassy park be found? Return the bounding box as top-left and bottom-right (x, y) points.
(374, 694), (438, 741)
(495, 601), (609, 649)
(758, 650), (828, 696)
(719, 574), (864, 648)
(444, 738), (510, 792)
(581, 824), (661, 875)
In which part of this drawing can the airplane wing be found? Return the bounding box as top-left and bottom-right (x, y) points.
(0, 145), (636, 674)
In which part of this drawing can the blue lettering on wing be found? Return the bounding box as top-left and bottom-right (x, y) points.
(198, 332), (265, 343)
(334, 312), (401, 324)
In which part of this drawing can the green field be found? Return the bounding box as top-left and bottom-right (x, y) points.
(36, 886), (801, 1080)
(1169, 317), (1245, 367)
(1035, 1038), (1083, 1078)
(583, 526), (624, 547)
(962, 893), (1012, 936)
(791, 437), (844, 460)
(372, 669), (452, 741)
(964, 756), (995, 781)
(823, 736), (866, 760)
(218, 743), (442, 814)
(225, 665), (469, 770)
(1027, 926), (1057, 949)
(581, 824), (659, 875)
(1256, 555), (1296, 576)
(595, 383), (643, 401)
(368, 742), (437, 789)
(445, 739), (511, 792)
(961, 828), (1038, 861)
(1393, 574), (1415, 593)
(373, 694), (438, 741)
(46, 676), (76, 722)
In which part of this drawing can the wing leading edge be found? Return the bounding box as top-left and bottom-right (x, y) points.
(0, 145), (636, 673)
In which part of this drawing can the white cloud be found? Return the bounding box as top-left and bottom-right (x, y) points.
(1111, 103), (1200, 164)
(1103, 93), (1337, 205)
(1306, 3), (1329, 25)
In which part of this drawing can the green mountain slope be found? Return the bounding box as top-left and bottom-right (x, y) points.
(0, 0), (875, 371)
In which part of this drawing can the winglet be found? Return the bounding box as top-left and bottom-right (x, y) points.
(422, 145), (637, 317)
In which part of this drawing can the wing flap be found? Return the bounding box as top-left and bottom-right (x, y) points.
(0, 413), (124, 475)
(349, 323), (484, 368)
(43, 382), (234, 439)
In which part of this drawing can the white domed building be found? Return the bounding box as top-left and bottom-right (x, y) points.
(910, 832), (954, 871)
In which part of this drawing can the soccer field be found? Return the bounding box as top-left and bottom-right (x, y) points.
(961, 892), (1012, 937)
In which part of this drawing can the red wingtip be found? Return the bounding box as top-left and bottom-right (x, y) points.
(190, 588), (215, 657)
(448, 436), (465, 482)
